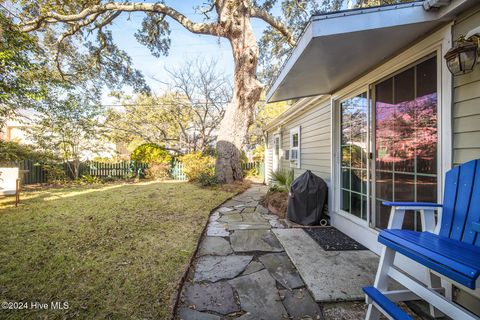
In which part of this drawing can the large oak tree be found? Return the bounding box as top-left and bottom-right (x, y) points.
(11, 0), (401, 182)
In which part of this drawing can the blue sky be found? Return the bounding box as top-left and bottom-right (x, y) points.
(104, 1), (280, 104)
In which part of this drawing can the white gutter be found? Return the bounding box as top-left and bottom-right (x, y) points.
(423, 0), (451, 10)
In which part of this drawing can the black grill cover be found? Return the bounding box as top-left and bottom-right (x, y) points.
(287, 170), (327, 225)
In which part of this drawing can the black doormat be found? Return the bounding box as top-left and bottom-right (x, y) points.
(305, 227), (368, 251)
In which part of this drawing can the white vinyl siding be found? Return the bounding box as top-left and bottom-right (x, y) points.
(452, 5), (480, 166)
(265, 132), (274, 183)
(266, 98), (331, 183)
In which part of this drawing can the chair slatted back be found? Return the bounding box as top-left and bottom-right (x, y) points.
(439, 159), (480, 246)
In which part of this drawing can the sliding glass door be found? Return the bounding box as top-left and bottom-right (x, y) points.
(338, 55), (438, 230)
(374, 56), (438, 229)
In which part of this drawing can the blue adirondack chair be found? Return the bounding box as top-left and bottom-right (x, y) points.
(364, 159), (480, 320)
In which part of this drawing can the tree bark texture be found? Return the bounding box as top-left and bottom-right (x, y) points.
(215, 1), (263, 183)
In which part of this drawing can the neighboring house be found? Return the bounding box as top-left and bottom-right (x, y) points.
(265, 0), (479, 312)
(0, 111), (36, 144)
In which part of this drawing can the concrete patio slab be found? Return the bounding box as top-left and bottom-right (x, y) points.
(198, 237), (233, 256)
(230, 230), (284, 252)
(258, 253), (304, 290)
(194, 255), (253, 282)
(273, 228), (378, 302)
(228, 269), (289, 320)
(182, 282), (240, 315)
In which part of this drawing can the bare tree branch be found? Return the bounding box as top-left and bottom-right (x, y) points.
(250, 6), (295, 47)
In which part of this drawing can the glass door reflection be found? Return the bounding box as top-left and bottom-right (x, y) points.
(340, 92), (369, 221)
(374, 56), (438, 230)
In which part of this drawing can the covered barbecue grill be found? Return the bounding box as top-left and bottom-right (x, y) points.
(287, 170), (328, 225)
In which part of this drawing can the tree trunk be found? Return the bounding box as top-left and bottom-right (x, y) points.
(215, 1), (263, 184)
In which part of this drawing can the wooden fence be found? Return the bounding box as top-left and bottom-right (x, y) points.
(16, 159), (48, 184)
(11, 160), (264, 185)
(171, 161), (188, 181)
(64, 161), (148, 179)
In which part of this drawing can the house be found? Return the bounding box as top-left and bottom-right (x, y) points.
(0, 110), (36, 144)
(264, 0), (479, 313)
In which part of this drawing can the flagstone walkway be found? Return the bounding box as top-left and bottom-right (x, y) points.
(176, 184), (323, 320)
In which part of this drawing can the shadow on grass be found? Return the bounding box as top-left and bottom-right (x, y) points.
(0, 180), (238, 319)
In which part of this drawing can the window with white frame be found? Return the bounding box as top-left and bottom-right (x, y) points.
(289, 127), (300, 168)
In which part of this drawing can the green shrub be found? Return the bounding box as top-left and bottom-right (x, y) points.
(43, 163), (68, 184)
(178, 152), (215, 181)
(197, 172), (218, 187)
(245, 166), (259, 177)
(79, 174), (101, 184)
(271, 169), (294, 192)
(0, 140), (57, 163)
(145, 163), (171, 180)
(252, 145), (265, 162)
(130, 143), (172, 165)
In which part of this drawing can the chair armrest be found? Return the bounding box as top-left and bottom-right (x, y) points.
(383, 202), (440, 231)
(383, 202), (442, 210)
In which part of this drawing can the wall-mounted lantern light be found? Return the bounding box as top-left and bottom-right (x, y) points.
(444, 26), (480, 76)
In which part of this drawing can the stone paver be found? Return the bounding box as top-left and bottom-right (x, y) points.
(280, 288), (322, 320)
(178, 308), (221, 320)
(258, 252), (304, 290)
(178, 183), (358, 320)
(241, 260), (264, 275)
(230, 229), (284, 252)
(206, 221), (229, 237)
(194, 255), (253, 282)
(229, 269), (289, 320)
(183, 282), (240, 314)
(198, 237), (233, 256)
(218, 214), (243, 223)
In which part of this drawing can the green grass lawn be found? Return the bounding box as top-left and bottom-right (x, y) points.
(0, 181), (243, 319)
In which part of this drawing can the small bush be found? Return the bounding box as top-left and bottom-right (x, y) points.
(130, 143), (172, 165)
(178, 152), (215, 181)
(197, 172), (218, 187)
(271, 169), (294, 192)
(79, 174), (101, 184)
(101, 176), (118, 183)
(43, 163), (68, 184)
(252, 145), (265, 162)
(145, 163), (171, 180)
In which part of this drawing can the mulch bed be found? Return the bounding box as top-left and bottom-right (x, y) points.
(260, 190), (288, 218)
(305, 226), (368, 251)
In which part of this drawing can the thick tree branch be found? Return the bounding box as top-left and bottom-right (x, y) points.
(250, 6), (295, 47)
(21, 2), (224, 37)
